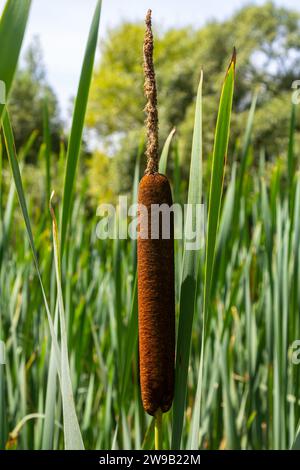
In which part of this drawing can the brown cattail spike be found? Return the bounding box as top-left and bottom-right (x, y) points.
(137, 10), (175, 417)
(138, 173), (175, 415)
(143, 9), (159, 175)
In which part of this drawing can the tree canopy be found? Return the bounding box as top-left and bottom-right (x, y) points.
(87, 2), (300, 195)
(9, 37), (62, 162)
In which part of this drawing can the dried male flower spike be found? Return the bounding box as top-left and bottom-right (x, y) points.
(137, 9), (175, 416)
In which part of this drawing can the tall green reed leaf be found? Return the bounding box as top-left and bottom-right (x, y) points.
(43, 99), (51, 202)
(0, 0), (31, 122)
(159, 128), (176, 175)
(2, 111), (83, 449)
(172, 71), (203, 449)
(288, 103), (297, 189)
(60, 0), (101, 255)
(2, 110), (61, 372)
(292, 425), (300, 450)
(235, 91), (257, 206)
(0, 306), (6, 448)
(190, 52), (235, 449)
(203, 51), (235, 338)
(41, 309), (58, 450)
(50, 193), (84, 449)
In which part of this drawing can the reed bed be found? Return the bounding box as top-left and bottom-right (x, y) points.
(0, 0), (300, 450)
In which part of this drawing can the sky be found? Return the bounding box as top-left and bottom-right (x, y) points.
(1, 0), (300, 121)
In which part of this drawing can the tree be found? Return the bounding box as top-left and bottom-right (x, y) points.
(87, 2), (300, 195)
(8, 37), (62, 162)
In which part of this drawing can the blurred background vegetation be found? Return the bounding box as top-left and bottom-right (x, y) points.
(5, 2), (300, 204)
(2, 1), (300, 450)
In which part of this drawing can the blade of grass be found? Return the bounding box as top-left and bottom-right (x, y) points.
(60, 0), (101, 255)
(288, 103), (297, 189)
(190, 51), (235, 449)
(288, 103), (297, 220)
(236, 91), (257, 203)
(142, 418), (155, 450)
(2, 111), (84, 449)
(172, 71), (203, 449)
(292, 420), (300, 449)
(0, 325), (6, 448)
(2, 109), (61, 374)
(131, 135), (144, 268)
(41, 306), (58, 450)
(43, 98), (51, 202)
(50, 193), (84, 450)
(203, 50), (235, 339)
(19, 130), (38, 161)
(159, 128), (176, 175)
(120, 275), (138, 402)
(0, 0), (31, 121)
(0, 138), (2, 221)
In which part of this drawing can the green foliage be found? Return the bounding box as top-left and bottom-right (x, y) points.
(1, 0), (300, 453)
(87, 2), (300, 195)
(86, 151), (116, 205)
(9, 38), (61, 162)
(0, 0), (31, 122)
(60, 0), (102, 255)
(172, 71), (203, 450)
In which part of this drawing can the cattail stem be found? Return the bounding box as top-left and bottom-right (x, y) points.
(143, 9), (159, 174)
(154, 408), (163, 450)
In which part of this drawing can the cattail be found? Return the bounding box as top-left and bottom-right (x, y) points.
(137, 9), (175, 417)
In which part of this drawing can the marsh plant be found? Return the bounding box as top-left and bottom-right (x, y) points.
(0, 0), (300, 451)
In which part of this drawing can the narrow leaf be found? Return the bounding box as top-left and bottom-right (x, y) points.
(172, 72), (203, 449)
(60, 0), (101, 254)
